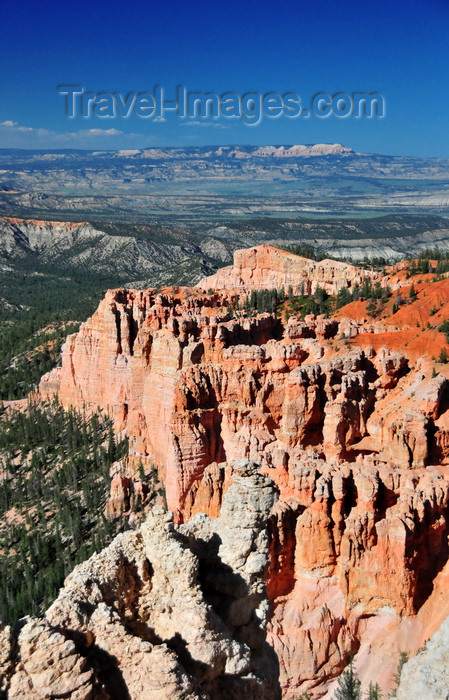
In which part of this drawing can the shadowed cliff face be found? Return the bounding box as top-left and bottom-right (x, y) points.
(37, 248), (449, 697)
(0, 461), (280, 700)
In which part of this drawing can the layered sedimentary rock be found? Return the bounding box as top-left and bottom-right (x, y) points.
(0, 461), (280, 700)
(37, 249), (449, 697)
(196, 244), (376, 295)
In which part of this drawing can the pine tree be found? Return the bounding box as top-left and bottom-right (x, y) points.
(335, 658), (361, 700)
(365, 682), (382, 699)
(439, 347), (448, 364)
(315, 286), (326, 313)
(391, 652), (408, 697)
(366, 300), (377, 317)
(337, 286), (352, 309)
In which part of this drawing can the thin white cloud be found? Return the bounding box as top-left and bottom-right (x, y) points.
(0, 120), (147, 147)
(0, 121), (51, 137)
(70, 128), (123, 137)
(0, 121), (122, 137)
(182, 120), (229, 129)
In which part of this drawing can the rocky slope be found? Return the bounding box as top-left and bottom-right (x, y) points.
(0, 217), (230, 284)
(395, 616), (449, 700)
(36, 245), (449, 697)
(3, 216), (449, 295)
(295, 226), (449, 262)
(0, 460), (280, 700)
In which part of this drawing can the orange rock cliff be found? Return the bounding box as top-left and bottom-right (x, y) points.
(197, 244), (378, 295)
(38, 245), (449, 698)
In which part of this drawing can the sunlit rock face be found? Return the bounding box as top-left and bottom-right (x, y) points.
(197, 244), (376, 295)
(37, 248), (449, 697)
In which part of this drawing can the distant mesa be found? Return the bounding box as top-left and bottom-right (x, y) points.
(229, 143), (355, 158)
(105, 143), (356, 159)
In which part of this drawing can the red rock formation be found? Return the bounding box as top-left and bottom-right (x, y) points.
(196, 244), (377, 295)
(37, 247), (449, 697)
(3, 217), (87, 229)
(105, 472), (131, 517)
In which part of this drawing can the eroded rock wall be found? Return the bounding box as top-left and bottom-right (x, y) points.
(196, 244), (377, 295)
(36, 255), (449, 697)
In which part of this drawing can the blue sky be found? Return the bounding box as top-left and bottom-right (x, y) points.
(0, 0), (448, 156)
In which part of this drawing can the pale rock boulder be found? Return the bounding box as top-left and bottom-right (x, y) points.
(395, 616), (449, 700)
(7, 619), (93, 700)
